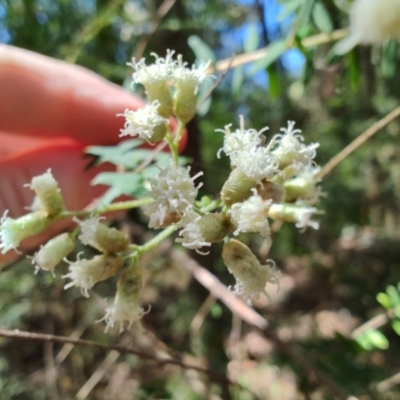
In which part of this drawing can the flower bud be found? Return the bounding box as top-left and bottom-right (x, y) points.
(0, 211), (53, 254)
(173, 79), (198, 123)
(32, 233), (75, 274)
(27, 170), (65, 216)
(99, 263), (150, 333)
(268, 204), (319, 230)
(197, 213), (232, 243)
(75, 216), (129, 254)
(221, 169), (257, 206)
(63, 253), (123, 297)
(146, 81), (174, 118)
(222, 239), (280, 304)
(258, 180), (285, 203)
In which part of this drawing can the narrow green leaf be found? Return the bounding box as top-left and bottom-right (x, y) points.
(231, 65), (244, 96)
(244, 23), (260, 53)
(377, 292), (392, 310)
(267, 65), (280, 99)
(386, 285), (400, 306)
(391, 320), (400, 336)
(312, 2), (333, 33)
(249, 40), (287, 75)
(345, 50), (360, 90)
(381, 40), (397, 78)
(188, 35), (216, 63)
(297, 0), (315, 29)
(365, 329), (389, 350)
(278, 0), (302, 21)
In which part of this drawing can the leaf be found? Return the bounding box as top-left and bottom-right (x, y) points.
(355, 329), (389, 351)
(278, 0), (302, 21)
(188, 35), (216, 63)
(249, 40), (287, 75)
(386, 285), (400, 307)
(381, 40), (398, 78)
(91, 172), (146, 204)
(297, 0), (315, 29)
(345, 50), (360, 90)
(267, 65), (280, 99)
(392, 320), (400, 336)
(312, 2), (333, 33)
(377, 292), (392, 310)
(365, 329), (389, 350)
(231, 65), (244, 96)
(244, 22), (260, 53)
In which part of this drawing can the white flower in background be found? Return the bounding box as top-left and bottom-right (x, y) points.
(217, 115), (266, 160)
(119, 101), (168, 143)
(144, 159), (203, 228)
(270, 121), (319, 172)
(222, 240), (281, 305)
(335, 0), (400, 55)
(269, 204), (320, 231)
(230, 191), (272, 237)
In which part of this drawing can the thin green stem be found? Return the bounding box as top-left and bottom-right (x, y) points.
(59, 198), (154, 219)
(130, 225), (176, 255)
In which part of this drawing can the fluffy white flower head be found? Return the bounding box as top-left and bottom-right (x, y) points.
(101, 294), (150, 333)
(74, 215), (104, 249)
(130, 49), (176, 84)
(144, 159), (203, 228)
(335, 0), (400, 54)
(229, 190), (272, 237)
(0, 211), (22, 254)
(173, 54), (211, 94)
(63, 254), (122, 297)
(270, 121), (319, 172)
(235, 145), (279, 182)
(119, 101), (168, 141)
(176, 213), (211, 255)
(217, 115), (266, 160)
(26, 169), (59, 195)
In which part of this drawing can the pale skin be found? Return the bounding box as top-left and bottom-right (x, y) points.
(0, 45), (182, 264)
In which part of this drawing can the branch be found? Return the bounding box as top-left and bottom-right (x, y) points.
(174, 250), (352, 399)
(317, 106), (400, 180)
(0, 327), (230, 384)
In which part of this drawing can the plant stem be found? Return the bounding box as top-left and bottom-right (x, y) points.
(131, 225), (177, 255)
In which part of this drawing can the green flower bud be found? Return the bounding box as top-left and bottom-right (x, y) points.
(0, 211), (53, 254)
(32, 233), (75, 274)
(63, 253), (123, 297)
(100, 263), (150, 333)
(27, 170), (65, 216)
(221, 169), (257, 206)
(75, 216), (129, 254)
(222, 239), (280, 304)
(197, 213), (232, 243)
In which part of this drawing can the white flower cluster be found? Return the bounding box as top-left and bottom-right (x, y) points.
(131, 50), (210, 93)
(219, 117), (321, 234)
(335, 0), (400, 55)
(144, 160), (203, 229)
(119, 101), (168, 143)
